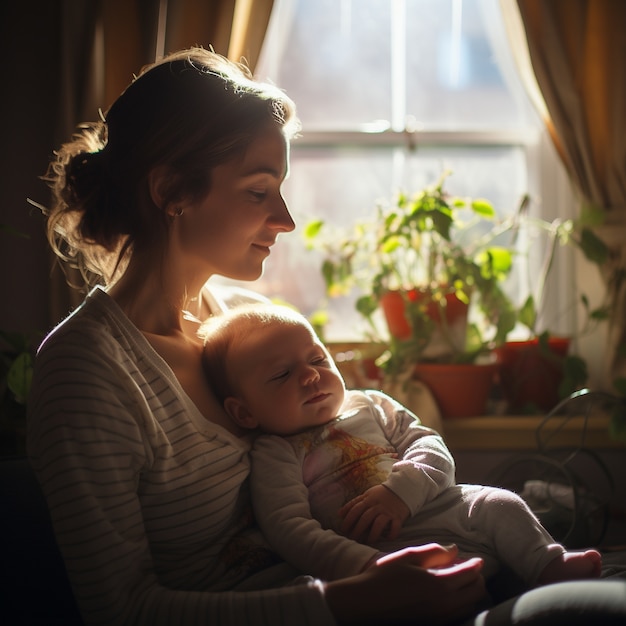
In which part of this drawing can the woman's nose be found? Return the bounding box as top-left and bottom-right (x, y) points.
(269, 196), (295, 233)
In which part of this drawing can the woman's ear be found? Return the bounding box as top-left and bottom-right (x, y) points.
(148, 165), (181, 216)
(148, 166), (169, 210)
(224, 397), (258, 430)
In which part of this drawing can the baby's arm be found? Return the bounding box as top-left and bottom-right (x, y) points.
(250, 435), (381, 580)
(367, 390), (456, 514)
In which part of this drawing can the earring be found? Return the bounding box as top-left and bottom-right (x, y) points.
(173, 206), (184, 217)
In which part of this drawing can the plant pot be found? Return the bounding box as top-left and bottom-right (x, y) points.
(494, 337), (571, 413)
(380, 289), (469, 360)
(413, 361), (498, 419)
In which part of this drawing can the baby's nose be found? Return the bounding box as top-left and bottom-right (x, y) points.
(301, 366), (321, 385)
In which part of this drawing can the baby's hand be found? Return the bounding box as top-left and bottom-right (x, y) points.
(339, 485), (410, 544)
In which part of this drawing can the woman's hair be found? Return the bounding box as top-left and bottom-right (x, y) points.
(200, 303), (310, 404)
(43, 47), (300, 285)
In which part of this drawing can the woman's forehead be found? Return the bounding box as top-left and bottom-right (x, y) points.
(237, 125), (289, 179)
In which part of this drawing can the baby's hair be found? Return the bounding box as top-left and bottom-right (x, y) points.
(200, 303), (312, 404)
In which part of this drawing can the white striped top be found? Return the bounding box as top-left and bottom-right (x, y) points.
(27, 287), (336, 626)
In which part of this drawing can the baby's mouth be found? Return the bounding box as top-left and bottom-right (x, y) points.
(305, 392), (329, 404)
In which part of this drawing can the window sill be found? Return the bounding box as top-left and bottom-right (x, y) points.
(441, 414), (624, 451)
(328, 343), (625, 452)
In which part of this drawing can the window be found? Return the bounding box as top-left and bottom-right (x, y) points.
(213, 0), (575, 341)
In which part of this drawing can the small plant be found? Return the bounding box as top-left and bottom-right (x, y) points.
(512, 196), (609, 341)
(304, 171), (517, 377)
(305, 171), (611, 409)
(500, 197), (610, 405)
(0, 330), (38, 455)
(0, 223), (39, 455)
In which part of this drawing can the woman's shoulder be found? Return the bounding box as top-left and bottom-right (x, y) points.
(36, 287), (139, 363)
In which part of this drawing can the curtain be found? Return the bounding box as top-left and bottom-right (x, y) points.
(502, 0), (626, 385)
(50, 0), (274, 323)
(164, 0), (274, 70)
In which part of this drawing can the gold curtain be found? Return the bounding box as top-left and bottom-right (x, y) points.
(164, 0), (274, 70)
(508, 0), (626, 384)
(51, 0), (274, 323)
(98, 0), (274, 117)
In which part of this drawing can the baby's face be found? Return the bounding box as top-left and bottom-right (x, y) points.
(230, 321), (346, 435)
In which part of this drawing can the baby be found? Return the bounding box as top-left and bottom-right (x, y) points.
(200, 303), (602, 586)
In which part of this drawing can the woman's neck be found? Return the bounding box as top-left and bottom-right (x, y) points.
(108, 257), (210, 336)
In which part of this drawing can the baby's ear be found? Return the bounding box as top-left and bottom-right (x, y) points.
(224, 397), (258, 430)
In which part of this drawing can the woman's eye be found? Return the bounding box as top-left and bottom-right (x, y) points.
(249, 190), (267, 201)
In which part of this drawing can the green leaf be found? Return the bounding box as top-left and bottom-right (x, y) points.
(518, 295), (537, 331)
(355, 294), (379, 319)
(321, 259), (339, 292)
(579, 227), (609, 265)
(7, 351), (33, 405)
(578, 204), (606, 228)
(493, 309), (517, 345)
(0, 223), (30, 239)
(470, 198), (495, 219)
(309, 310), (329, 341)
(381, 235), (401, 254)
(559, 355), (588, 398)
(428, 208), (453, 240)
(477, 247), (513, 280)
(303, 219), (324, 239)
(590, 305), (610, 322)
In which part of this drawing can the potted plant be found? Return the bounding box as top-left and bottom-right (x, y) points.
(304, 171), (517, 417)
(0, 224), (39, 455)
(493, 197), (610, 413)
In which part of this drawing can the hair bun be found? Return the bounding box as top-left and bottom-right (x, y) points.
(67, 150), (108, 201)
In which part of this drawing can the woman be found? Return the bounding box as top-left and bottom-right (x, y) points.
(28, 47), (626, 626)
(28, 47), (485, 625)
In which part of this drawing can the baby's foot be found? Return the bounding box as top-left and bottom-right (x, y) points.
(537, 550), (602, 586)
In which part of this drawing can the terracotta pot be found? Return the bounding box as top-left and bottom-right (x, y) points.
(380, 289), (468, 339)
(413, 361), (498, 418)
(380, 289), (469, 361)
(494, 337), (571, 413)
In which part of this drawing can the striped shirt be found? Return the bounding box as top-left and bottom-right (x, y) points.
(27, 287), (335, 626)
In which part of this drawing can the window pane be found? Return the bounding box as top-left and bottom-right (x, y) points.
(266, 0), (392, 129)
(260, 0), (538, 132)
(219, 145), (532, 340)
(218, 0), (547, 342)
(405, 0), (536, 129)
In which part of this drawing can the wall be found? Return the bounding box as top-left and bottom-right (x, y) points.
(0, 3), (62, 336)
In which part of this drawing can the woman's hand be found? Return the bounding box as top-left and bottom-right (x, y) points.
(324, 543), (487, 625)
(339, 485), (410, 544)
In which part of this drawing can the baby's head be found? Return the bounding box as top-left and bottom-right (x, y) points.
(201, 303), (346, 435)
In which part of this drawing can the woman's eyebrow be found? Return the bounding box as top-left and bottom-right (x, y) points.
(241, 164), (286, 179)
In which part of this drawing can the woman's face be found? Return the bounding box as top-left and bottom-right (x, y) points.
(177, 123), (295, 282)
